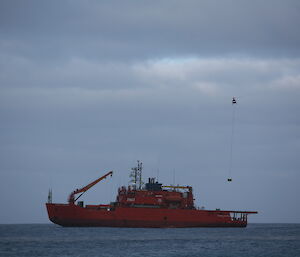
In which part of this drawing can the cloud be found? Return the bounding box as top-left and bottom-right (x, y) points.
(2, 56), (300, 107)
(270, 75), (300, 90)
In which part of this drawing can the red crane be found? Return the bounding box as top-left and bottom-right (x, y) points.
(68, 171), (113, 204)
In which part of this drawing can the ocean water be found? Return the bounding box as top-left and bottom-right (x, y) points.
(0, 224), (299, 257)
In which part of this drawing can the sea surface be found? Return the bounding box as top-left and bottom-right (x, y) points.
(0, 224), (299, 257)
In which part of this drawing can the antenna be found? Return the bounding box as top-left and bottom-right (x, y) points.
(173, 169), (175, 186)
(48, 189), (52, 203)
(138, 160), (143, 190)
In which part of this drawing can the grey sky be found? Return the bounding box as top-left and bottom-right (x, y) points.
(0, 0), (299, 223)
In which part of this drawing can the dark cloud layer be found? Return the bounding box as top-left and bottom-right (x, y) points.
(1, 0), (300, 61)
(0, 1), (300, 223)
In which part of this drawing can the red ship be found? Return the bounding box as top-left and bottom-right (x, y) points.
(46, 161), (257, 227)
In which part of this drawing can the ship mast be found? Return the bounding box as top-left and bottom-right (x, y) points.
(130, 160), (143, 190)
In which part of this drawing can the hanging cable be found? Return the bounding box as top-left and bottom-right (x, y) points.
(228, 97), (237, 182)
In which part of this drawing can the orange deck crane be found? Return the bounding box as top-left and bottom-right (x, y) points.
(68, 171), (113, 204)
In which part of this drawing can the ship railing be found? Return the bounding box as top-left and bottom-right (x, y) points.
(230, 212), (247, 222)
(196, 209), (257, 221)
(227, 211), (257, 221)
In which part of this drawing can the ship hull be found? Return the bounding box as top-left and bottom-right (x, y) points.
(46, 203), (248, 228)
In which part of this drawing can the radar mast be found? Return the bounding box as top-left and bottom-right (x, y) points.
(130, 160), (143, 190)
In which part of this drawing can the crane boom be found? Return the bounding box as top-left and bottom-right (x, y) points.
(68, 171), (113, 204)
